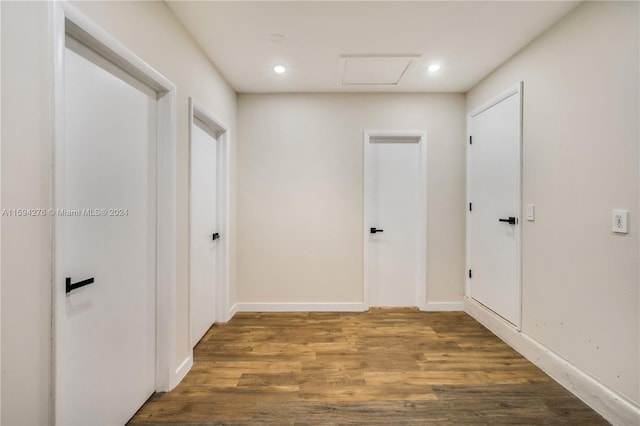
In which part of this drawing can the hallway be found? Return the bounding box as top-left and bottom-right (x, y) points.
(130, 309), (607, 425)
(2, 2), (638, 423)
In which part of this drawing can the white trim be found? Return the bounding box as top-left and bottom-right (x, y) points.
(465, 116), (472, 298)
(51, 3), (178, 422)
(424, 302), (464, 312)
(228, 303), (239, 321)
(464, 297), (640, 426)
(466, 82), (523, 330)
(0, 4), (3, 420)
(156, 84), (178, 392)
(174, 355), (193, 386)
(363, 130), (428, 311)
(235, 303), (367, 312)
(469, 84), (521, 118)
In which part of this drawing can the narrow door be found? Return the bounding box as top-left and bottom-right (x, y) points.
(56, 42), (157, 425)
(365, 134), (426, 307)
(468, 86), (522, 327)
(190, 120), (219, 347)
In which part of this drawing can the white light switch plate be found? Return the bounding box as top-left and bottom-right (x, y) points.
(526, 204), (535, 221)
(612, 210), (628, 234)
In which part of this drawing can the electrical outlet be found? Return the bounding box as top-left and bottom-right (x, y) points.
(612, 210), (628, 234)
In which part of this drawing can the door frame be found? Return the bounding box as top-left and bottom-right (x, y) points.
(51, 2), (178, 421)
(466, 82), (523, 330)
(188, 97), (231, 345)
(363, 130), (428, 310)
(0, 5), (3, 419)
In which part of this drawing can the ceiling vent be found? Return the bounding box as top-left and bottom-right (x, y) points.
(339, 55), (419, 85)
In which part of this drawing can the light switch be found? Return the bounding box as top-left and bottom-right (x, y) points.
(612, 210), (628, 234)
(526, 204), (535, 221)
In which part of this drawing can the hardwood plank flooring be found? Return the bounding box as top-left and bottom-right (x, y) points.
(129, 309), (609, 425)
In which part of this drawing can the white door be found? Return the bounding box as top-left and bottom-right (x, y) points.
(364, 133), (427, 307)
(468, 85), (522, 327)
(190, 120), (219, 347)
(56, 42), (157, 425)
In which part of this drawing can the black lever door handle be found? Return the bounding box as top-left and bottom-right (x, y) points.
(66, 277), (95, 293)
(370, 227), (384, 234)
(498, 217), (517, 225)
(212, 233), (220, 241)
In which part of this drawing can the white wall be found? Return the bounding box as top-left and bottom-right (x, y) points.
(466, 0), (639, 414)
(0, 1), (237, 423)
(1, 3), (52, 424)
(237, 94), (466, 308)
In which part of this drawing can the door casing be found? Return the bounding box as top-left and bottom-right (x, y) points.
(51, 3), (178, 422)
(363, 131), (428, 310)
(466, 82), (523, 330)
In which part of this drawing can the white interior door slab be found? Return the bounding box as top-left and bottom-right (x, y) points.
(190, 120), (219, 347)
(468, 84), (522, 327)
(365, 133), (427, 308)
(56, 41), (157, 425)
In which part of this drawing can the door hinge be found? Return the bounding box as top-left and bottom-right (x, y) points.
(468, 269), (472, 279)
(469, 135), (472, 145)
(469, 202), (472, 212)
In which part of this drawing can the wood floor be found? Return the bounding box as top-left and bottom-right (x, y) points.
(129, 309), (608, 425)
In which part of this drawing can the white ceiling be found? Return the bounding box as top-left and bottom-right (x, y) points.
(166, 1), (580, 93)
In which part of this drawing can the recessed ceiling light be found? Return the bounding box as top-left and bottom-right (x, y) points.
(274, 65), (286, 74)
(428, 64), (441, 72)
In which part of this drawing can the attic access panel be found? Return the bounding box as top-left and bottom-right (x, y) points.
(340, 56), (418, 85)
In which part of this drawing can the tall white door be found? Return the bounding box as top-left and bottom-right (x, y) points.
(190, 121), (219, 347)
(468, 87), (522, 327)
(365, 134), (426, 307)
(56, 43), (157, 425)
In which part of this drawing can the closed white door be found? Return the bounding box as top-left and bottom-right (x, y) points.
(56, 43), (157, 425)
(365, 134), (426, 307)
(468, 87), (522, 327)
(190, 121), (219, 347)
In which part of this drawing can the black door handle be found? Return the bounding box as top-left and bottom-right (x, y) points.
(370, 227), (384, 234)
(212, 233), (220, 241)
(498, 217), (517, 225)
(66, 277), (95, 293)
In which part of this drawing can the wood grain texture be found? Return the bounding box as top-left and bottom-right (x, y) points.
(129, 309), (608, 425)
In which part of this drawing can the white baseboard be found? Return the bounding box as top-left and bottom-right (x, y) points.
(172, 354), (193, 388)
(227, 303), (239, 321)
(424, 301), (464, 311)
(464, 296), (640, 426)
(235, 302), (367, 312)
(234, 302), (463, 313)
